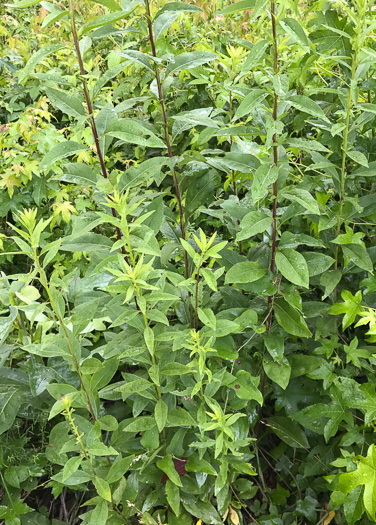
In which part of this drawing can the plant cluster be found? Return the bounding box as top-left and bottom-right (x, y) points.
(1, 0), (376, 524)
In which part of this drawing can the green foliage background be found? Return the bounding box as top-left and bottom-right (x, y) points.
(1, 0), (376, 524)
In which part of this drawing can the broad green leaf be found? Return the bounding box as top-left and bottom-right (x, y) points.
(186, 455), (217, 475)
(124, 417), (156, 433)
(185, 170), (220, 219)
(46, 87), (86, 118)
(347, 150), (369, 167)
(287, 137), (329, 152)
(274, 299), (311, 337)
(275, 248), (309, 288)
(251, 164), (279, 203)
(263, 355), (291, 390)
(62, 456), (83, 482)
(303, 252), (335, 276)
(106, 456), (134, 483)
(166, 408), (196, 427)
(18, 44), (64, 84)
(40, 142), (88, 170)
(144, 326), (154, 356)
(225, 261), (266, 284)
(90, 500), (109, 525)
(9, 0), (41, 6)
(83, 11), (130, 32)
(160, 363), (193, 375)
(236, 211), (273, 241)
(320, 269), (342, 299)
(287, 95), (329, 122)
(166, 480), (180, 517)
(166, 51), (218, 76)
(264, 332), (284, 361)
(157, 454), (182, 486)
(41, 9), (69, 29)
(155, 399), (168, 433)
(341, 244), (373, 272)
(328, 290), (363, 330)
(61, 163), (97, 185)
(234, 371), (263, 404)
(282, 187), (320, 215)
(154, 3), (202, 41)
(94, 477), (112, 502)
(234, 89), (268, 121)
(61, 233), (113, 252)
(95, 0), (122, 11)
(93, 62), (131, 96)
(117, 50), (154, 71)
(280, 18), (310, 50)
(119, 157), (168, 191)
(241, 40), (269, 73)
(105, 119), (166, 148)
(217, 0), (255, 15)
(268, 416), (309, 448)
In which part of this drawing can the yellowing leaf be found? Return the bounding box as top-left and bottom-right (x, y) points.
(323, 510), (335, 525)
(229, 506), (239, 525)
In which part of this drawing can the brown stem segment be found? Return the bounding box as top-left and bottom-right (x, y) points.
(67, 0), (141, 314)
(144, 0), (189, 279)
(266, 0), (279, 332)
(68, 0), (130, 264)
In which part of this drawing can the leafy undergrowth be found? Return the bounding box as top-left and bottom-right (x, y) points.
(1, 0), (376, 524)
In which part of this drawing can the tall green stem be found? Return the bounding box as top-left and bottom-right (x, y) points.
(34, 252), (96, 420)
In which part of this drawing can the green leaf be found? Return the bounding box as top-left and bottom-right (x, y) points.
(320, 270), (342, 299)
(165, 480), (180, 517)
(263, 355), (291, 390)
(280, 18), (310, 50)
(83, 11), (130, 32)
(166, 408), (196, 427)
(287, 95), (329, 121)
(268, 416), (309, 448)
(234, 370), (263, 404)
(9, 0), (41, 6)
(61, 163), (97, 185)
(62, 456), (83, 482)
(95, 0), (122, 11)
(328, 290), (363, 330)
(153, 3), (202, 40)
(282, 187), (320, 214)
(119, 157), (168, 191)
(144, 327), (154, 356)
(45, 88), (86, 118)
(341, 244), (373, 272)
(40, 142), (88, 170)
(124, 417), (156, 433)
(155, 399), (168, 433)
(106, 456), (134, 484)
(242, 40), (269, 73)
(225, 261), (266, 284)
(303, 252), (335, 277)
(347, 150), (369, 167)
(160, 363), (193, 375)
(186, 455), (217, 475)
(117, 50), (154, 71)
(275, 248), (309, 288)
(157, 454), (182, 487)
(61, 233), (113, 252)
(105, 119), (166, 148)
(94, 477), (112, 502)
(166, 51), (218, 76)
(251, 164), (279, 203)
(185, 170), (220, 219)
(274, 299), (312, 337)
(18, 44), (64, 84)
(234, 89), (268, 121)
(90, 500), (108, 525)
(236, 211), (273, 241)
(217, 0), (255, 15)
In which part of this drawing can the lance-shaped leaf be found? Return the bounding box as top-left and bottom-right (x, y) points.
(105, 119), (166, 148)
(45, 88), (86, 118)
(274, 299), (311, 337)
(287, 95), (329, 122)
(275, 248), (310, 288)
(166, 51), (218, 76)
(18, 44), (64, 84)
(234, 89), (268, 121)
(39, 142), (89, 170)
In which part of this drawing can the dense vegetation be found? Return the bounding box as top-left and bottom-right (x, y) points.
(1, 0), (376, 524)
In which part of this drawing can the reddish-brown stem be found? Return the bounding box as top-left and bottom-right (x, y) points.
(266, 0), (279, 332)
(68, 0), (130, 263)
(144, 0), (189, 279)
(68, 0), (141, 312)
(229, 91), (243, 255)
